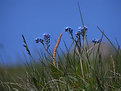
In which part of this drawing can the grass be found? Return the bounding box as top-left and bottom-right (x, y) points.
(0, 6), (121, 91)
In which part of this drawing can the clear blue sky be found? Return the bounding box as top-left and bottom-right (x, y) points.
(0, 0), (121, 65)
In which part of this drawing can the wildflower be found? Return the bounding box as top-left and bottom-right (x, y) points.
(43, 33), (51, 45)
(65, 27), (73, 34)
(35, 37), (44, 44)
(78, 26), (88, 32)
(65, 26), (71, 32)
(35, 33), (51, 47)
(75, 31), (81, 38)
(78, 26), (88, 37)
(92, 39), (101, 44)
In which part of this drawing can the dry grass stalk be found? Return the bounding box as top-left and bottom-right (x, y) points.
(53, 33), (63, 67)
(110, 55), (115, 76)
(22, 35), (32, 57)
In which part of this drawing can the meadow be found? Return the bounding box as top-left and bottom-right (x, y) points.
(0, 6), (121, 91)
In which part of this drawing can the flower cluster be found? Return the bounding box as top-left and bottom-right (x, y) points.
(92, 39), (101, 44)
(65, 26), (88, 40)
(35, 37), (44, 44)
(65, 26), (102, 47)
(35, 33), (51, 48)
(65, 27), (73, 34)
(76, 26), (88, 38)
(43, 33), (51, 45)
(65, 26), (88, 53)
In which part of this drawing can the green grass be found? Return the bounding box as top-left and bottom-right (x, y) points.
(0, 35), (121, 90)
(0, 39), (121, 91)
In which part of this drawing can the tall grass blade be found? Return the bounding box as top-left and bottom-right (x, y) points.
(96, 26), (117, 51)
(78, 2), (84, 27)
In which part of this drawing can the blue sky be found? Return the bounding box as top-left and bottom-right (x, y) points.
(0, 0), (121, 65)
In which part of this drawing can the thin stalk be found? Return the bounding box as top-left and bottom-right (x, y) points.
(43, 44), (53, 60)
